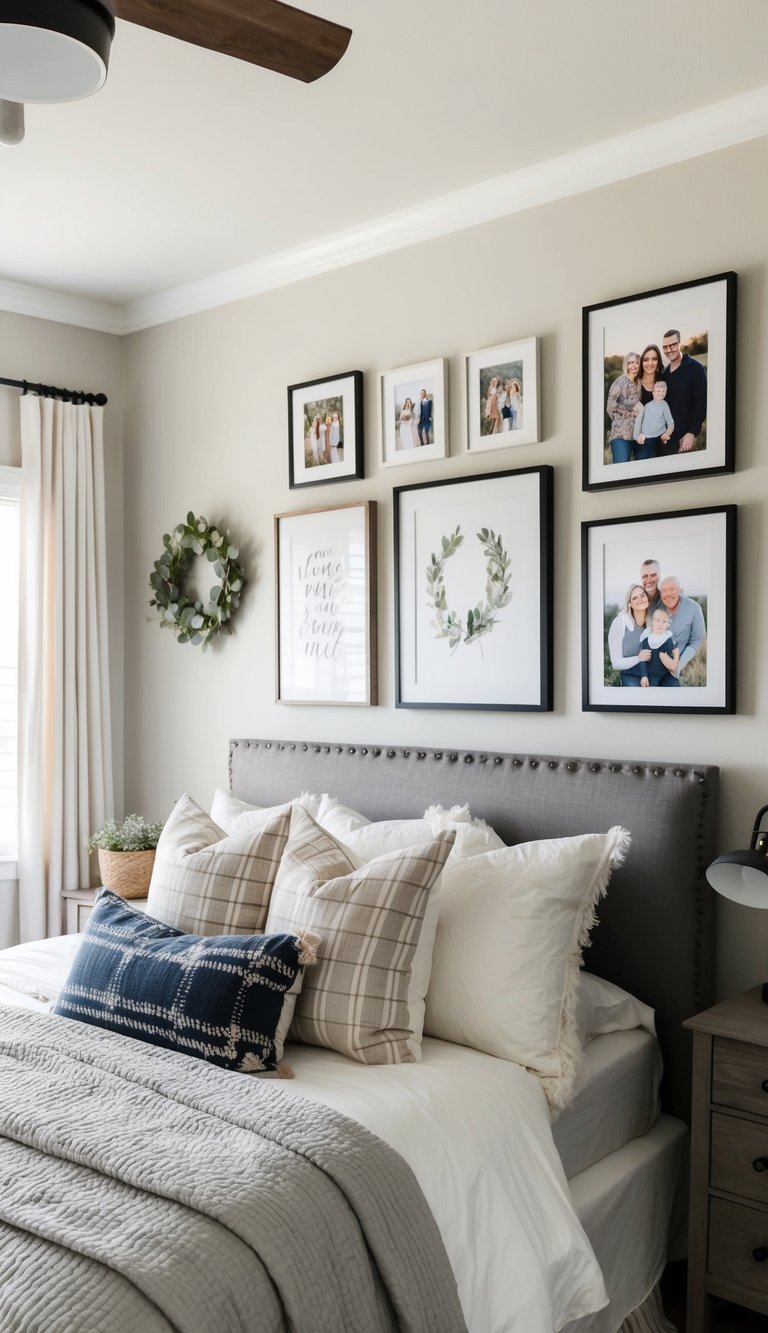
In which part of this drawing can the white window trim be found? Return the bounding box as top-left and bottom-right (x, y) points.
(0, 464), (21, 497)
(0, 464), (20, 865)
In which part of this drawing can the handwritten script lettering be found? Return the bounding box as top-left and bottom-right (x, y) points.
(297, 547), (346, 660)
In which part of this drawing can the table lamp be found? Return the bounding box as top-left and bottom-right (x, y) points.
(707, 804), (768, 1003)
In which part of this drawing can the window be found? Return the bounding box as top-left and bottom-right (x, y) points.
(0, 465), (20, 858)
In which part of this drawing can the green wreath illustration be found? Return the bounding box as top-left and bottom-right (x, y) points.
(426, 525), (512, 652)
(149, 512), (246, 650)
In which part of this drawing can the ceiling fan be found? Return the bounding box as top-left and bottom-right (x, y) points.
(0, 0), (352, 145)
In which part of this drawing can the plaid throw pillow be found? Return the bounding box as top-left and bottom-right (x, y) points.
(147, 794), (290, 936)
(265, 807), (454, 1064)
(54, 891), (317, 1071)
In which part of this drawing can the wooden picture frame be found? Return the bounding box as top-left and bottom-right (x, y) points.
(275, 500), (377, 705)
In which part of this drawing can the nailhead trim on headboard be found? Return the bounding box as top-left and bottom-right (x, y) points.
(228, 735), (717, 1122)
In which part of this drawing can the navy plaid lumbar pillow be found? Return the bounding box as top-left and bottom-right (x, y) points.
(54, 890), (316, 1072)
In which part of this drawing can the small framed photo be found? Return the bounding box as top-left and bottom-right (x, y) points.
(395, 466), (553, 711)
(465, 336), (539, 452)
(288, 370), (364, 489)
(275, 500), (377, 705)
(582, 505), (736, 714)
(380, 357), (448, 466)
(583, 272), (736, 491)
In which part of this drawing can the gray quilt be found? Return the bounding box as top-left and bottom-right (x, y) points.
(0, 1006), (467, 1333)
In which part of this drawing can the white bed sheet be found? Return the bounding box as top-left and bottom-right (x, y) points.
(0, 931), (80, 1009)
(286, 1037), (607, 1332)
(563, 1114), (688, 1333)
(554, 1029), (662, 1180)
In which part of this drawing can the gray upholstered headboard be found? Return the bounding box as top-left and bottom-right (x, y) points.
(229, 738), (718, 1122)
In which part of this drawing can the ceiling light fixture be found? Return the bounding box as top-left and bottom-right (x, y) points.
(0, 0), (115, 146)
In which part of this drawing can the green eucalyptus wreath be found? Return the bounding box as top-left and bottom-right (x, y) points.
(426, 525), (512, 652)
(149, 512), (246, 650)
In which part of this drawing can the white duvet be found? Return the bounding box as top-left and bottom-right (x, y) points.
(0, 935), (607, 1333)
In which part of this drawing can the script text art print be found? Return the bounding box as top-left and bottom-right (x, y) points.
(395, 467), (553, 710)
(275, 500), (377, 705)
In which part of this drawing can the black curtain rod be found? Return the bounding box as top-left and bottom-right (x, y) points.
(0, 376), (107, 407)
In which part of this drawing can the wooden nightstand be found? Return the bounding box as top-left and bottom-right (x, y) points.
(62, 888), (149, 933)
(684, 988), (768, 1331)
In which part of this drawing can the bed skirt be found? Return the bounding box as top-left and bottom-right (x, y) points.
(618, 1282), (678, 1333)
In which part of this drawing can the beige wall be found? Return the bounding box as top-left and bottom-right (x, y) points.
(115, 136), (764, 999)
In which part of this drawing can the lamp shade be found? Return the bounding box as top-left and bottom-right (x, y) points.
(707, 851), (768, 909)
(0, 0), (115, 104)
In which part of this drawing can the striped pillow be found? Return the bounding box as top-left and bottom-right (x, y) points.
(265, 807), (454, 1064)
(147, 794), (290, 936)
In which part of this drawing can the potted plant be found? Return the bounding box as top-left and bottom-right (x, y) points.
(87, 814), (164, 900)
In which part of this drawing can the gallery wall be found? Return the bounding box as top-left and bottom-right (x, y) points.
(121, 137), (768, 999)
(5, 140), (765, 993)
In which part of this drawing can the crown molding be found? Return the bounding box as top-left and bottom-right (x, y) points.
(3, 85), (768, 335)
(0, 277), (124, 335)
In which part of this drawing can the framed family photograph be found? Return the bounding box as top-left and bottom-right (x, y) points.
(380, 357), (448, 466)
(275, 500), (377, 705)
(465, 336), (540, 452)
(583, 271), (736, 492)
(582, 505), (736, 714)
(394, 466), (553, 711)
(288, 369), (364, 489)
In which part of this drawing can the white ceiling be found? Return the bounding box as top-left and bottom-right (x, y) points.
(2, 0), (768, 325)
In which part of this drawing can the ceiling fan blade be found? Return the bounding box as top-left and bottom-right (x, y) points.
(113, 0), (351, 83)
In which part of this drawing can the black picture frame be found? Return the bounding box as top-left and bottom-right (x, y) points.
(288, 369), (364, 489)
(582, 271), (736, 492)
(394, 465), (553, 711)
(582, 505), (736, 714)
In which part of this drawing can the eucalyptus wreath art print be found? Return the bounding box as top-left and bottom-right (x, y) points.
(426, 525), (512, 653)
(395, 467), (553, 711)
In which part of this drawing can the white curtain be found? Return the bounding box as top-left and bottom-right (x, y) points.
(17, 396), (114, 941)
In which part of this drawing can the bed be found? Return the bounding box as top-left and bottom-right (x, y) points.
(0, 738), (718, 1333)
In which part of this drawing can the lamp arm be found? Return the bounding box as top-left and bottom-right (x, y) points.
(750, 805), (768, 851)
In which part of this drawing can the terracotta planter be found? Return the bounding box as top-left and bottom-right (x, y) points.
(97, 848), (156, 899)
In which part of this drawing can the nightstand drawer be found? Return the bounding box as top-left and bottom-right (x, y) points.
(709, 1197), (768, 1297)
(713, 1036), (768, 1116)
(712, 1112), (768, 1205)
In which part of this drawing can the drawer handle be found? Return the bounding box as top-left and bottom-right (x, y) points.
(762, 1079), (768, 1093)
(753, 1156), (768, 1173)
(753, 1247), (768, 1264)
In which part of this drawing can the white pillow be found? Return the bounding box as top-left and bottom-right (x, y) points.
(210, 788), (320, 835)
(575, 972), (656, 1047)
(316, 797), (505, 863)
(423, 827), (631, 1108)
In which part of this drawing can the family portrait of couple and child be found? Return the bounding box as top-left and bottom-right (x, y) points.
(606, 557), (707, 689)
(303, 398), (344, 468)
(604, 326), (707, 465)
